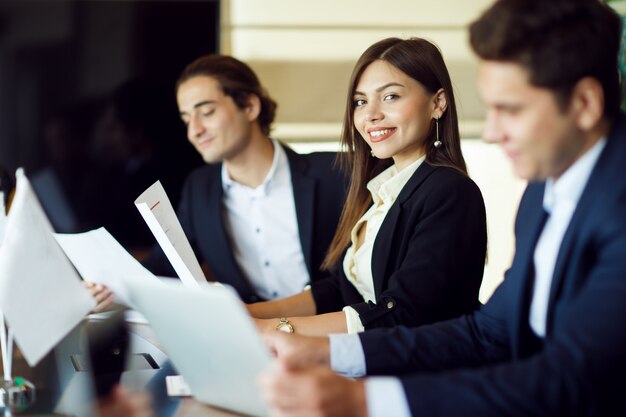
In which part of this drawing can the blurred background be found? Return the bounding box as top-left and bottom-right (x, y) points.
(5, 0), (624, 302)
(0, 0), (215, 249)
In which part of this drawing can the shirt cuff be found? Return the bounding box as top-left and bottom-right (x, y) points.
(365, 377), (412, 417)
(343, 306), (365, 334)
(329, 333), (366, 377)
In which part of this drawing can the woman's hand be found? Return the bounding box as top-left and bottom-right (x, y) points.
(82, 281), (115, 313)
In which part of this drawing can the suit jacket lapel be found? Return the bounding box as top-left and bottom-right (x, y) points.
(544, 125), (621, 333)
(200, 164), (255, 299)
(544, 194), (589, 334)
(508, 185), (548, 357)
(371, 163), (435, 297)
(284, 146), (315, 276)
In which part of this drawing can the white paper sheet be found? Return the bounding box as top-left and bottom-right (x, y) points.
(0, 169), (95, 366)
(135, 181), (206, 289)
(55, 227), (159, 306)
(0, 194), (11, 381)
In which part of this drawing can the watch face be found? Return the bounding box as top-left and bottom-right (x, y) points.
(277, 325), (292, 333)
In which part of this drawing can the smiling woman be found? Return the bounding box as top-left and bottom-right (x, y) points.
(353, 60), (444, 170)
(248, 37), (488, 336)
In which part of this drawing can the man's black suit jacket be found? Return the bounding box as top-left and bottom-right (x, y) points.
(360, 115), (626, 416)
(146, 144), (347, 303)
(311, 162), (488, 330)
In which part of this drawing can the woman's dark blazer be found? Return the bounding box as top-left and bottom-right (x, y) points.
(310, 162), (487, 330)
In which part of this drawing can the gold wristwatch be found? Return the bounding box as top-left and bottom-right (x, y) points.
(276, 317), (294, 333)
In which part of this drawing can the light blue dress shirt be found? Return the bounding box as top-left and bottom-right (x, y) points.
(529, 138), (606, 336)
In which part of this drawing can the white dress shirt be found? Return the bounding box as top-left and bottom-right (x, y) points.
(329, 137), (607, 417)
(221, 140), (310, 300)
(342, 157), (424, 333)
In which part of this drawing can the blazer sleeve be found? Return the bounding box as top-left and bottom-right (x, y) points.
(352, 173), (487, 329)
(309, 265), (363, 314)
(360, 306), (510, 376)
(361, 208), (626, 416)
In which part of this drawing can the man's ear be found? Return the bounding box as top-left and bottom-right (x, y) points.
(570, 77), (605, 131)
(245, 94), (262, 122)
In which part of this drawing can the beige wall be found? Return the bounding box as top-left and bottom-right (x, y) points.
(222, 0), (493, 139)
(221, 0), (525, 302)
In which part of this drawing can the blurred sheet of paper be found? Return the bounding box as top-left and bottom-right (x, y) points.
(0, 170), (95, 366)
(55, 227), (158, 306)
(87, 309), (148, 325)
(135, 181), (205, 289)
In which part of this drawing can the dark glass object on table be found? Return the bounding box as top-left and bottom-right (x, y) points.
(85, 309), (129, 398)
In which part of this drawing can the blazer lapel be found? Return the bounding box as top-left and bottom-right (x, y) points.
(371, 163), (435, 297)
(508, 186), (549, 357)
(544, 198), (589, 334)
(284, 146), (315, 276)
(544, 127), (619, 333)
(200, 165), (255, 299)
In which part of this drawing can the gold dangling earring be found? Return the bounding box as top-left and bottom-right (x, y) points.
(434, 116), (442, 148)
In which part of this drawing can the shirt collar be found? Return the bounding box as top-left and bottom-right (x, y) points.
(367, 156), (425, 206)
(221, 139), (284, 195)
(543, 137), (606, 213)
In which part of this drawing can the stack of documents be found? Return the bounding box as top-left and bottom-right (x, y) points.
(0, 175), (213, 367)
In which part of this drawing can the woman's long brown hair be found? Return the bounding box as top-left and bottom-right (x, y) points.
(322, 37), (467, 270)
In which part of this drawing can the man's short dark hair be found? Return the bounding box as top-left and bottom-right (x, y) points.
(470, 0), (622, 120)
